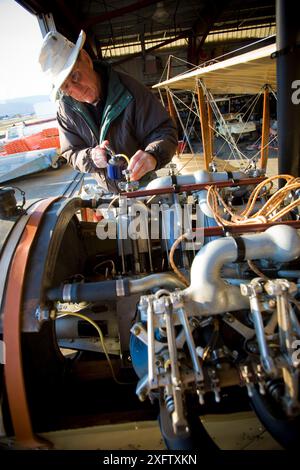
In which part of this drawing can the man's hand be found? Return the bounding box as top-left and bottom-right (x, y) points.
(91, 140), (110, 168)
(127, 150), (157, 181)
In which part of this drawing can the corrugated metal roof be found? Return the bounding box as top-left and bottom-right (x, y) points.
(103, 36), (187, 58)
(205, 24), (276, 43)
(103, 24), (276, 59)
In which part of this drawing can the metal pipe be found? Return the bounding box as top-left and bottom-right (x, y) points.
(164, 300), (188, 434)
(248, 287), (276, 375)
(177, 307), (203, 382)
(194, 219), (300, 237)
(278, 270), (300, 278)
(184, 225), (300, 315)
(147, 298), (156, 389)
(147, 236), (154, 272)
(121, 176), (266, 198)
(145, 169), (246, 191)
(129, 273), (186, 293)
(47, 272), (185, 302)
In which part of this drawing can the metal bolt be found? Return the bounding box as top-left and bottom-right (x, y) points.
(214, 389), (221, 403)
(122, 168), (132, 180)
(247, 342), (258, 353)
(189, 318), (198, 328)
(139, 296), (148, 307)
(168, 163), (177, 176)
(225, 313), (234, 323)
(232, 350), (239, 359)
(196, 346), (204, 358)
(268, 299), (276, 309)
(172, 377), (181, 387)
(132, 325), (141, 336)
(265, 279), (296, 296)
(240, 284), (251, 296)
(138, 392), (146, 402)
(197, 390), (205, 405)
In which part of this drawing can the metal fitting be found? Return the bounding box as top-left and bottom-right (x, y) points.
(264, 279), (297, 296)
(240, 278), (264, 297)
(132, 325), (141, 336)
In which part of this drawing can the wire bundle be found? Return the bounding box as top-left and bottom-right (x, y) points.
(206, 174), (300, 226)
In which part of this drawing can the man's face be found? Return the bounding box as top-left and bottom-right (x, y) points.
(60, 52), (100, 103)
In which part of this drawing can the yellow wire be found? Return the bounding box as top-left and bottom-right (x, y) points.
(117, 153), (130, 165)
(56, 311), (130, 385)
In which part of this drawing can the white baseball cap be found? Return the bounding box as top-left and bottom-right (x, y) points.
(38, 30), (86, 101)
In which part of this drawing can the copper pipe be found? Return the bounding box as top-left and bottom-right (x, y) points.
(122, 176), (266, 198)
(193, 219), (300, 237)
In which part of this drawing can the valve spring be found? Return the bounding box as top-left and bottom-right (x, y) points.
(165, 395), (175, 414)
(265, 379), (283, 402)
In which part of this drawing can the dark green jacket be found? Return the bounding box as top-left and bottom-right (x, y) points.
(57, 63), (177, 192)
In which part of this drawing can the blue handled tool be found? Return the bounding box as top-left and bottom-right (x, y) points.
(105, 145), (126, 180)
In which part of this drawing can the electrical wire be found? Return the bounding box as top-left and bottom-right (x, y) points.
(206, 174), (300, 227)
(93, 259), (116, 276)
(202, 319), (220, 362)
(146, 194), (157, 205)
(204, 84), (251, 164)
(247, 260), (269, 280)
(167, 87), (194, 154)
(116, 153), (130, 165)
(169, 233), (190, 287)
(108, 195), (119, 208)
(55, 311), (132, 385)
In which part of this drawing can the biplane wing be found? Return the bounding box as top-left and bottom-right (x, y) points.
(153, 43), (276, 94)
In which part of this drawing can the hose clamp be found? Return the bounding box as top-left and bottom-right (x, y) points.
(116, 279), (125, 296)
(62, 284), (72, 302)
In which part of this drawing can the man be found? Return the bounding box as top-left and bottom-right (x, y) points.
(39, 30), (178, 192)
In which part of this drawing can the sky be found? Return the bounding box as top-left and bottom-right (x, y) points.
(0, 0), (50, 101)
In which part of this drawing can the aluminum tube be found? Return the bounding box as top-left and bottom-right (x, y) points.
(198, 189), (215, 218)
(146, 169), (245, 190)
(184, 235), (244, 314)
(277, 270), (300, 278)
(177, 308), (203, 381)
(184, 225), (300, 315)
(147, 299), (156, 389)
(249, 295), (276, 375)
(129, 273), (186, 293)
(242, 225), (300, 262)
